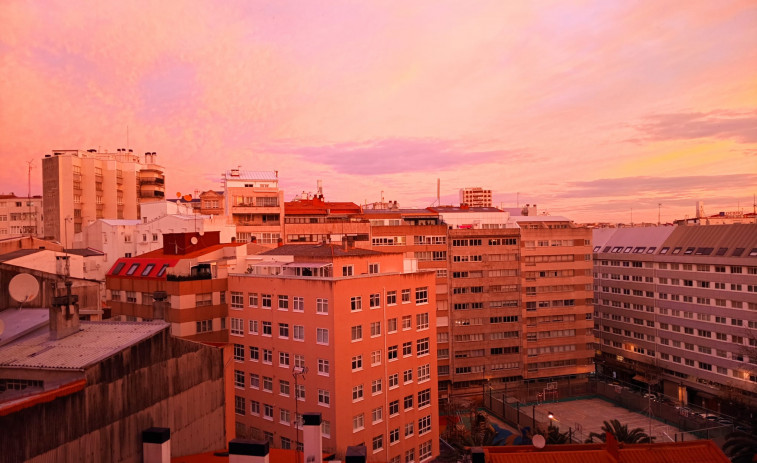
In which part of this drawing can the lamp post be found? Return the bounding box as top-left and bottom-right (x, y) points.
(292, 366), (308, 461)
(532, 404), (536, 430)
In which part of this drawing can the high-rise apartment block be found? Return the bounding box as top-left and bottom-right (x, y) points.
(229, 244), (438, 461)
(222, 169), (284, 245)
(593, 224), (757, 412)
(0, 194), (43, 237)
(42, 149), (165, 246)
(459, 187), (492, 207)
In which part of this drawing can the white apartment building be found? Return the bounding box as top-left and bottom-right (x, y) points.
(0, 194), (44, 238)
(222, 169), (284, 245)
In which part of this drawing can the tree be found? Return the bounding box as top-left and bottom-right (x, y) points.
(723, 429), (757, 463)
(585, 419), (655, 444)
(541, 426), (570, 444)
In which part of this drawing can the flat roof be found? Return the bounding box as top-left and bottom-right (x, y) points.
(0, 320), (168, 370)
(262, 244), (382, 257)
(225, 170), (278, 181)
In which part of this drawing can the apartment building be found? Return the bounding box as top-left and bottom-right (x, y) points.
(42, 149), (165, 246)
(229, 244), (439, 462)
(105, 231), (251, 342)
(459, 187), (493, 208)
(284, 196), (369, 245)
(0, 194), (43, 237)
(592, 224), (757, 412)
(223, 169), (284, 245)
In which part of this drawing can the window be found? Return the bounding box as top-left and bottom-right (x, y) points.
(294, 325), (305, 341)
(249, 320), (259, 334)
(126, 291), (137, 303)
(372, 406), (384, 423)
(196, 319), (212, 333)
(402, 341), (413, 357)
(280, 380), (291, 396)
(250, 373), (260, 389)
(293, 296), (304, 312)
(370, 293), (381, 308)
(406, 449), (415, 463)
(318, 389), (330, 406)
(250, 400), (260, 415)
(235, 396), (245, 415)
(231, 318), (244, 336)
(417, 338), (430, 356)
(318, 359), (330, 375)
(316, 298), (328, 314)
(419, 440), (433, 461)
(389, 400), (399, 416)
(248, 293), (258, 307)
(371, 349), (382, 365)
(404, 368), (413, 383)
(263, 376), (273, 391)
(249, 346), (259, 361)
(278, 295), (289, 310)
(416, 313), (429, 330)
(387, 291), (397, 306)
(418, 388), (431, 408)
(419, 415), (432, 435)
(262, 321), (272, 336)
(343, 265), (354, 277)
(279, 323), (290, 338)
(264, 404), (273, 419)
(352, 355), (363, 371)
(279, 352), (290, 367)
(126, 263), (140, 275)
(370, 321), (381, 337)
(389, 373), (399, 388)
(402, 289), (411, 303)
(405, 422), (414, 437)
(372, 435), (383, 452)
(352, 384), (364, 401)
(351, 296), (362, 312)
(402, 315), (412, 330)
(388, 345), (398, 361)
(231, 292), (244, 309)
(372, 378), (383, 394)
(295, 354), (305, 370)
(416, 287), (429, 304)
(369, 263), (380, 274)
(233, 344), (245, 361)
(263, 349), (273, 364)
(262, 294), (272, 308)
(234, 370), (245, 388)
(418, 364), (430, 382)
(353, 413), (364, 431)
(141, 264), (155, 276)
(317, 328), (329, 345)
(390, 428), (400, 444)
(388, 318), (398, 332)
(351, 325), (363, 341)
(404, 395), (414, 410)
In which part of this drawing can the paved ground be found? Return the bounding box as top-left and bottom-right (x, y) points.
(531, 397), (699, 443)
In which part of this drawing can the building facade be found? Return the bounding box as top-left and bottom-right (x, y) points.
(0, 194), (43, 238)
(42, 149), (164, 246)
(593, 224), (757, 412)
(229, 244), (439, 462)
(222, 169), (284, 245)
(459, 187), (493, 208)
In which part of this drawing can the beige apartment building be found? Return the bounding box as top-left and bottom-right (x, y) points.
(229, 244), (439, 462)
(42, 149), (165, 246)
(0, 194), (43, 238)
(223, 169), (285, 245)
(459, 187), (493, 208)
(593, 224), (757, 413)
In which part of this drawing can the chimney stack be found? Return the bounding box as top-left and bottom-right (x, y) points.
(142, 427), (171, 463)
(49, 280), (80, 340)
(303, 413), (322, 463)
(471, 448), (485, 463)
(229, 439), (269, 463)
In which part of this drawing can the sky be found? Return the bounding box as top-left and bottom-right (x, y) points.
(1, 0), (756, 224)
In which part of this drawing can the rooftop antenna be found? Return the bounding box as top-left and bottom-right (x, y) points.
(126, 125), (129, 150)
(658, 203), (661, 226)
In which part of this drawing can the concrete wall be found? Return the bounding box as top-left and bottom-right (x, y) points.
(0, 329), (227, 462)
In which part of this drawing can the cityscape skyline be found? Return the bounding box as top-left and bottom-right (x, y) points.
(1, 1), (756, 224)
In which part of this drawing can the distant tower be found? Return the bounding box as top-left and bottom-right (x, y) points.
(696, 201), (705, 219)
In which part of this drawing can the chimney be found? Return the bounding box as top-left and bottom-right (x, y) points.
(229, 439), (269, 463)
(50, 281), (80, 340)
(152, 291), (169, 320)
(303, 413), (322, 463)
(471, 448), (485, 463)
(345, 446), (366, 463)
(142, 427), (170, 463)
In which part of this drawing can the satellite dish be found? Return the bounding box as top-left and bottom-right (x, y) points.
(190, 237), (198, 245)
(532, 434), (546, 449)
(9, 273), (40, 305)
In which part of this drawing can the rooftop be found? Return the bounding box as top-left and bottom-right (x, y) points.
(0, 319), (168, 371)
(224, 170), (278, 181)
(262, 244), (382, 257)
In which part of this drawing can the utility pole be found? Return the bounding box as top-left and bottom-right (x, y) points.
(658, 203), (661, 226)
(292, 366), (307, 460)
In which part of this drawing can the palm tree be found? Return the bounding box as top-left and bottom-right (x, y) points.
(723, 428), (757, 463)
(585, 419), (655, 444)
(542, 426), (571, 444)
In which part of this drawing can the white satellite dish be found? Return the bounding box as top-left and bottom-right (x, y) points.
(190, 236), (198, 245)
(532, 434), (546, 449)
(9, 273), (40, 305)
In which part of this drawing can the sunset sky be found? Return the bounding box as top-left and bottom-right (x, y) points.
(1, 1), (755, 223)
